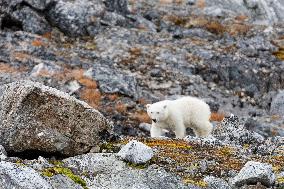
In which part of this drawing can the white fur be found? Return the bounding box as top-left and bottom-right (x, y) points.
(146, 97), (213, 139)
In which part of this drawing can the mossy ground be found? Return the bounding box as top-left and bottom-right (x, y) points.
(42, 161), (88, 189)
(116, 138), (284, 187)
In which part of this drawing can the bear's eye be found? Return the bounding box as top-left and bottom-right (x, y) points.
(151, 112), (153, 114)
(157, 112), (159, 114)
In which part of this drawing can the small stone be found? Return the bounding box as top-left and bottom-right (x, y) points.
(117, 140), (153, 164)
(230, 161), (275, 187)
(204, 176), (231, 189)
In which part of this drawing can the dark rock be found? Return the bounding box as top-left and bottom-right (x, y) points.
(12, 7), (51, 34)
(47, 0), (105, 37)
(89, 63), (141, 99)
(270, 91), (284, 115)
(104, 0), (129, 16)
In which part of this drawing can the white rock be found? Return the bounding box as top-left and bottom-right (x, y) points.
(230, 161), (275, 187)
(117, 140), (153, 164)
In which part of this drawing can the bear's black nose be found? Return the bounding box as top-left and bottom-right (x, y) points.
(152, 119), (157, 123)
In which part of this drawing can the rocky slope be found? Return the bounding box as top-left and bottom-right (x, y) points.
(0, 0), (283, 188)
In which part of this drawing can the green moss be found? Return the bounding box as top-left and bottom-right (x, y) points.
(273, 48), (284, 60)
(42, 166), (88, 189)
(278, 177), (284, 184)
(126, 162), (148, 169)
(100, 143), (120, 153)
(183, 178), (208, 187)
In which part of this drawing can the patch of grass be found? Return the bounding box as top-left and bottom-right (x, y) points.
(205, 21), (226, 35)
(273, 47), (284, 60)
(132, 110), (151, 123)
(80, 88), (101, 109)
(99, 142), (120, 153)
(115, 102), (127, 114)
(42, 166), (88, 189)
(183, 178), (208, 187)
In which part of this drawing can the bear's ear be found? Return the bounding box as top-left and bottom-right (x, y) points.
(163, 105), (167, 109)
(146, 104), (151, 109)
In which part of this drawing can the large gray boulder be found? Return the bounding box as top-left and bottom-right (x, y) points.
(0, 161), (53, 189)
(230, 161), (275, 187)
(0, 80), (112, 156)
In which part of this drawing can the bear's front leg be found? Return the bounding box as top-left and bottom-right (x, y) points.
(174, 120), (186, 139)
(150, 124), (163, 137)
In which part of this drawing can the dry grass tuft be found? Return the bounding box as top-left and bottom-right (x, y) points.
(108, 94), (119, 101)
(0, 63), (27, 73)
(32, 39), (45, 47)
(210, 112), (225, 122)
(78, 77), (97, 89)
(273, 47), (284, 60)
(80, 88), (101, 108)
(132, 111), (151, 123)
(42, 32), (52, 40)
(205, 21), (226, 35)
(115, 102), (127, 113)
(228, 23), (251, 36)
(196, 0), (206, 9)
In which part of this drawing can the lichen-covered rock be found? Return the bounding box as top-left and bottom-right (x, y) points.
(117, 140), (154, 164)
(0, 145), (7, 160)
(213, 115), (265, 145)
(204, 176), (231, 189)
(230, 161), (275, 187)
(0, 80), (112, 156)
(49, 174), (84, 189)
(270, 91), (284, 116)
(104, 0), (129, 15)
(0, 161), (53, 189)
(63, 153), (188, 189)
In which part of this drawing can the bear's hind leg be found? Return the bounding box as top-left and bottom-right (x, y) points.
(193, 121), (213, 137)
(150, 125), (163, 137)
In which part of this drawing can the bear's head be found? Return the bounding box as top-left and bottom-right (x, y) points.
(146, 101), (169, 123)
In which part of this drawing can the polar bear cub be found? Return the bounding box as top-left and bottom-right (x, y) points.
(146, 96), (213, 139)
